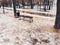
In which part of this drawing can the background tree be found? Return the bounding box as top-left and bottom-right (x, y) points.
(22, 0), (25, 8)
(29, 0), (33, 9)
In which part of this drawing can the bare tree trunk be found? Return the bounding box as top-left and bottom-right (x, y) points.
(12, 0), (17, 17)
(2, 3), (5, 14)
(54, 0), (60, 29)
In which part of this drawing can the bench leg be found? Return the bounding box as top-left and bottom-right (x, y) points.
(29, 18), (33, 23)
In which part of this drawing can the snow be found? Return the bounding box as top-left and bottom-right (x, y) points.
(0, 13), (59, 45)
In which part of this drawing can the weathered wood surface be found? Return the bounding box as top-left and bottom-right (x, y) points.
(5, 7), (56, 17)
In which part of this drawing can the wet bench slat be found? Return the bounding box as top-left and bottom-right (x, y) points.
(6, 8), (55, 17)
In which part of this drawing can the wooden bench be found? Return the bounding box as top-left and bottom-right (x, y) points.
(5, 7), (55, 22)
(5, 7), (56, 17)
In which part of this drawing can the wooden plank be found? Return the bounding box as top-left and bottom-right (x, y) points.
(5, 7), (55, 16)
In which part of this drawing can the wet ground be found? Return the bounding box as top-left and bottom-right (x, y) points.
(0, 12), (59, 45)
